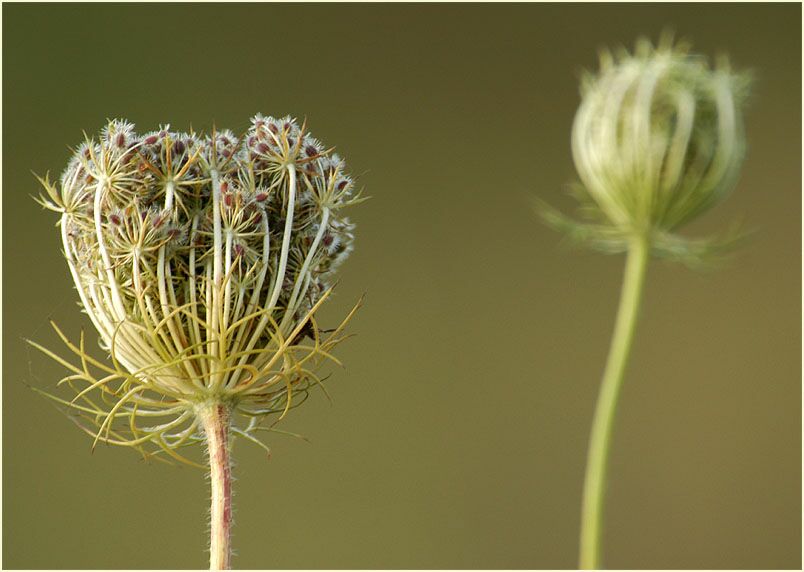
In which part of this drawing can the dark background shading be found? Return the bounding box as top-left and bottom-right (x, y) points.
(3, 3), (801, 569)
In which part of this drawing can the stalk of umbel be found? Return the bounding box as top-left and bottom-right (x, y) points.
(537, 35), (751, 569)
(31, 114), (365, 569)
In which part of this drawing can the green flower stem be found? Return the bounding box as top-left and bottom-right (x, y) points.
(201, 403), (233, 570)
(580, 236), (650, 570)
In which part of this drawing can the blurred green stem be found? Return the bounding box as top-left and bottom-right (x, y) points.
(579, 236), (650, 570)
(201, 403), (233, 570)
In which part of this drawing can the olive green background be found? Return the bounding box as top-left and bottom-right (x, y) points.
(3, 3), (801, 570)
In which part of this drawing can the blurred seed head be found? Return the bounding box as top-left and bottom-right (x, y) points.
(539, 35), (752, 265)
(573, 35), (750, 233)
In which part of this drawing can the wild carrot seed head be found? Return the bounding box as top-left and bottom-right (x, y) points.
(538, 34), (751, 266)
(572, 35), (751, 234)
(32, 115), (365, 463)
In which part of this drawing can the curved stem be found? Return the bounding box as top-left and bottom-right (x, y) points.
(200, 403), (233, 570)
(210, 168), (224, 389)
(579, 236), (650, 570)
(279, 206), (329, 334)
(266, 164), (297, 313)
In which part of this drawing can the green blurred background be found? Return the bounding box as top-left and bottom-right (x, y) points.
(3, 3), (801, 570)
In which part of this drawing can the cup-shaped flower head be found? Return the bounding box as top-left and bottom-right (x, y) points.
(541, 36), (751, 263)
(34, 115), (363, 463)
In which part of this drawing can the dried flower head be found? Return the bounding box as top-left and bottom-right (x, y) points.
(32, 115), (364, 465)
(539, 35), (751, 265)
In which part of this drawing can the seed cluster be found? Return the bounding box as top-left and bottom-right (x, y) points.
(35, 115), (362, 461)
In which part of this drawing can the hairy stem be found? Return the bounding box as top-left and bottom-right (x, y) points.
(579, 236), (650, 570)
(200, 403), (233, 570)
